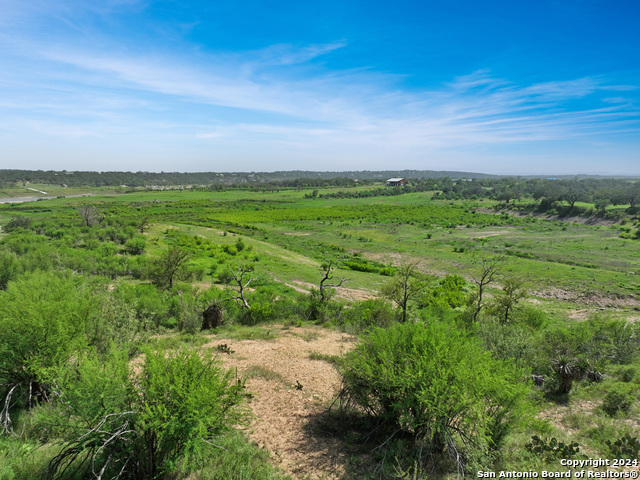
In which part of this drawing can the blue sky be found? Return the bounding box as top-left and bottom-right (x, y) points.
(0, 0), (639, 174)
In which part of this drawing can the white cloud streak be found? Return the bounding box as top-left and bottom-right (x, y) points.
(30, 44), (638, 144)
(0, 6), (638, 172)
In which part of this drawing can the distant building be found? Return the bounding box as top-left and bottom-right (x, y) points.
(386, 177), (408, 187)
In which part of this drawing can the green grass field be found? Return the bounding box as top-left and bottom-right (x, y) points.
(3, 186), (639, 302)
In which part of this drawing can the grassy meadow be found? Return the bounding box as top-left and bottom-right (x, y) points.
(8, 185), (637, 303)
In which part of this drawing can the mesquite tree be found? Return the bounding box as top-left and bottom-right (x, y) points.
(381, 262), (424, 323)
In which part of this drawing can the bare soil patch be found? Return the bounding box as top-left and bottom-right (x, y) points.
(568, 309), (590, 320)
(333, 287), (376, 302)
(471, 230), (511, 238)
(289, 280), (376, 302)
(531, 288), (640, 308)
(203, 326), (355, 479)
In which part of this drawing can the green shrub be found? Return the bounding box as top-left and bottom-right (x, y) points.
(0, 272), (97, 429)
(19, 402), (71, 443)
(223, 245), (238, 256)
(182, 430), (291, 480)
(602, 382), (637, 416)
(47, 346), (248, 480)
(2, 216), (32, 232)
(563, 317), (640, 367)
(173, 288), (204, 333)
(147, 246), (192, 289)
(343, 260), (379, 273)
(616, 365), (638, 383)
(87, 294), (151, 356)
(337, 298), (395, 333)
(238, 301), (276, 325)
(476, 319), (538, 370)
(113, 283), (171, 328)
(0, 251), (17, 290)
(0, 437), (55, 480)
(338, 321), (529, 473)
(517, 306), (548, 330)
(124, 236), (146, 255)
(379, 266), (395, 276)
(417, 274), (469, 311)
(304, 288), (332, 322)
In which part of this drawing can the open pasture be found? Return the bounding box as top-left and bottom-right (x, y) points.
(32, 188), (639, 299)
(3, 186), (640, 306)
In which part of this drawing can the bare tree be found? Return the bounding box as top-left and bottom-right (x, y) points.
(471, 256), (505, 322)
(78, 205), (103, 227)
(225, 265), (253, 309)
(319, 259), (347, 304)
(381, 262), (424, 323)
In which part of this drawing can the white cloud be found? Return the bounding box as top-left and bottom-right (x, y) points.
(0, 4), (638, 173)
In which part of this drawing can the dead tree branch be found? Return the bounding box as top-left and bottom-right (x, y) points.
(226, 266), (253, 309)
(471, 256), (505, 322)
(319, 259), (347, 304)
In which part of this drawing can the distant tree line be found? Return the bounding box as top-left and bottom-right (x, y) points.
(0, 169), (497, 188)
(431, 177), (640, 213)
(308, 176), (640, 215)
(3, 169), (640, 216)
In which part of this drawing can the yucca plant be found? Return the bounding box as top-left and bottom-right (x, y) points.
(552, 355), (578, 394)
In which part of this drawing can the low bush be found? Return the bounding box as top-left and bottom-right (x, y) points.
(182, 430), (291, 480)
(343, 260), (379, 273)
(417, 274), (469, 311)
(87, 295), (151, 356)
(615, 364), (638, 383)
(0, 272), (98, 431)
(113, 283), (171, 328)
(0, 437), (56, 480)
(338, 320), (530, 474)
(124, 236), (146, 255)
(0, 251), (17, 290)
(476, 319), (538, 370)
(602, 382), (637, 416)
(47, 346), (248, 480)
(517, 305), (548, 330)
(336, 298), (395, 333)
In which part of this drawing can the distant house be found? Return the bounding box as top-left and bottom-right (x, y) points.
(386, 177), (408, 187)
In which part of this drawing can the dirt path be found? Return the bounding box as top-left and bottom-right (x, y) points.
(203, 326), (355, 479)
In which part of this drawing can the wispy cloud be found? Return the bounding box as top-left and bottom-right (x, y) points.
(34, 42), (638, 140)
(249, 41), (348, 67)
